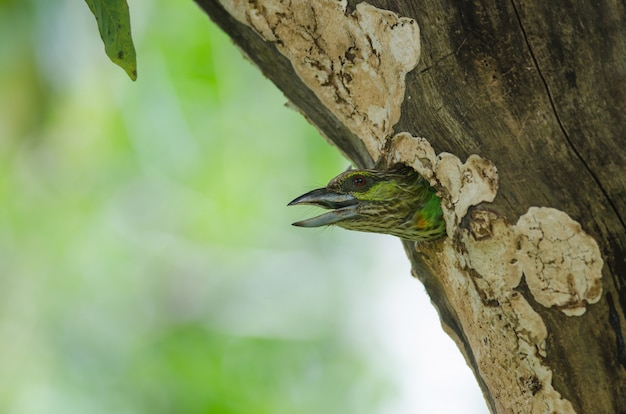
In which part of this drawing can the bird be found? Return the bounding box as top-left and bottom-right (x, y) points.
(288, 165), (446, 242)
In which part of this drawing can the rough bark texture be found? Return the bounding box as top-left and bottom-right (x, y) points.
(194, 1), (626, 412)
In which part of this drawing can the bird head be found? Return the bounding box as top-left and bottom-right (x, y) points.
(288, 165), (445, 242)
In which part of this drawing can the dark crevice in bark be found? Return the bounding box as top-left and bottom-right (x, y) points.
(510, 0), (626, 231)
(606, 292), (626, 368)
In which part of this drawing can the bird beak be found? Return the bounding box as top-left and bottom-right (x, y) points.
(288, 188), (359, 227)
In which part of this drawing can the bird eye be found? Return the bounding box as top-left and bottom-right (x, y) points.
(352, 175), (366, 187)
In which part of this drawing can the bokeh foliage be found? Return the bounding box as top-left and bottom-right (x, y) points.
(0, 0), (395, 412)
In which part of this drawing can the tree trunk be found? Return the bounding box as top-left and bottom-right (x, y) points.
(194, 1), (626, 412)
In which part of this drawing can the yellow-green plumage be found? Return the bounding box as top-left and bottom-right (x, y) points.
(288, 165), (445, 242)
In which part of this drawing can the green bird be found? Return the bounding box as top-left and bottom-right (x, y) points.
(288, 165), (446, 242)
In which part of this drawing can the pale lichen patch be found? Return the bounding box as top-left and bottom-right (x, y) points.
(429, 241), (574, 413)
(510, 292), (547, 357)
(435, 153), (498, 226)
(388, 133), (603, 318)
(515, 207), (604, 316)
(217, 0), (421, 160)
(463, 210), (522, 300)
(387, 132), (586, 413)
(387, 132), (437, 180)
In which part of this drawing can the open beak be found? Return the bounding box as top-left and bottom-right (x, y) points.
(288, 188), (359, 227)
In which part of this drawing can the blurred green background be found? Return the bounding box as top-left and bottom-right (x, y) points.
(0, 0), (487, 413)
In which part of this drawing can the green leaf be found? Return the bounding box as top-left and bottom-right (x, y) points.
(84, 0), (137, 81)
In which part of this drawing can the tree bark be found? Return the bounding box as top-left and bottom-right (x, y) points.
(194, 1), (626, 412)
